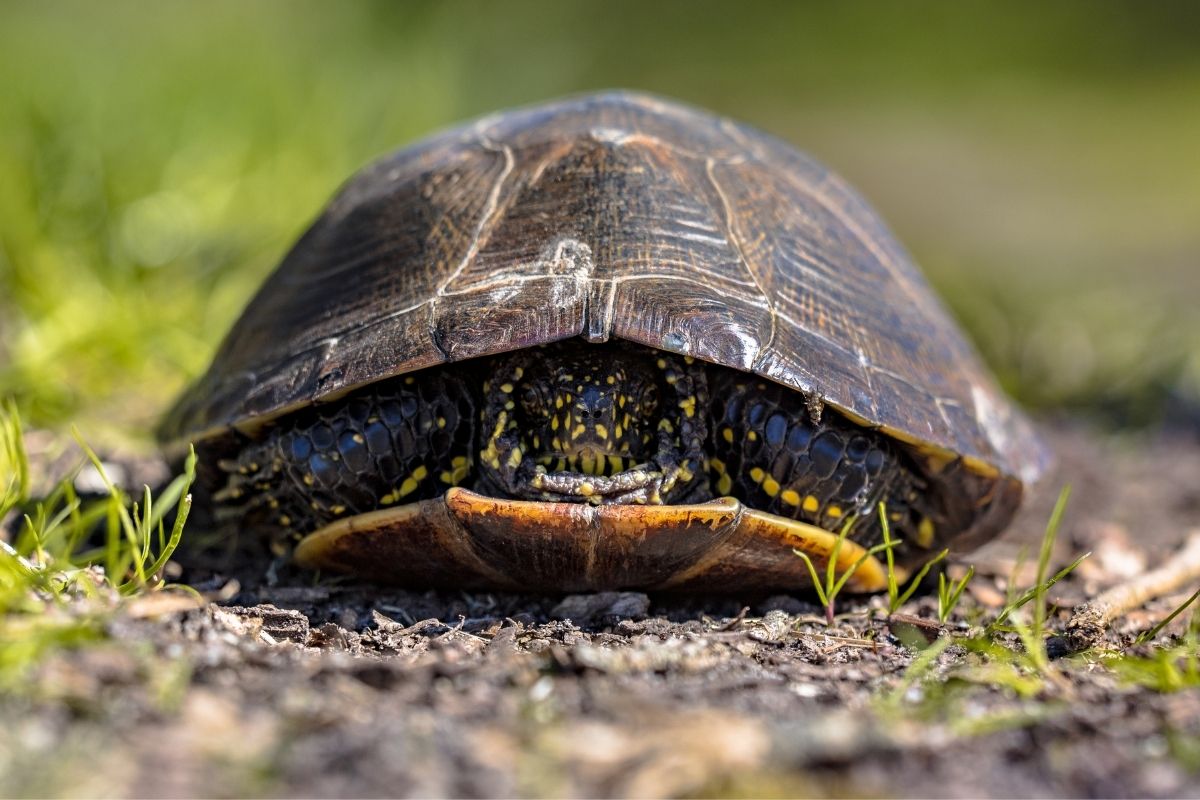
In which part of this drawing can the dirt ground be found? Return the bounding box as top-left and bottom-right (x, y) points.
(2, 419), (1199, 798)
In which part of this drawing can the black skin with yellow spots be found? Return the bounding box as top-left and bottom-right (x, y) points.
(214, 341), (939, 550)
(212, 372), (474, 535)
(473, 344), (709, 505)
(707, 373), (926, 541)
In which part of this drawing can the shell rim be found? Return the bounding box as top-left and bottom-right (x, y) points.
(294, 486), (894, 593)
(163, 332), (1017, 483)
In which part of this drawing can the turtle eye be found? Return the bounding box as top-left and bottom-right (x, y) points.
(639, 384), (659, 415)
(521, 384), (543, 415)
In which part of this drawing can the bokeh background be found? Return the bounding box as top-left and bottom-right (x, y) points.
(1, 1), (1197, 444)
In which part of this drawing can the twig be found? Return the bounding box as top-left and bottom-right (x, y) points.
(437, 614), (487, 641)
(887, 612), (944, 633)
(713, 606), (750, 632)
(371, 612), (446, 636)
(1066, 530), (1200, 650)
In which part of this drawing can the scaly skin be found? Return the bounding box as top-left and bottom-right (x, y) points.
(473, 342), (709, 505)
(213, 341), (937, 552)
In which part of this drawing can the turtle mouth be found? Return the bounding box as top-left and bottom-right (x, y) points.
(533, 452), (640, 477)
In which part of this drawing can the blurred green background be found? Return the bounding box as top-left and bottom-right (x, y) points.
(1, 0), (1197, 445)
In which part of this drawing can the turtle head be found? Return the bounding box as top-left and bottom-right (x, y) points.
(517, 348), (659, 473)
(475, 341), (707, 504)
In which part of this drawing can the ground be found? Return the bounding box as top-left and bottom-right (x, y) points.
(2, 420), (1198, 798)
(2, 5), (1199, 798)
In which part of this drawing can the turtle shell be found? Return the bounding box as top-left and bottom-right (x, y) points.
(162, 90), (1051, 587)
(294, 488), (891, 593)
(161, 90), (1047, 518)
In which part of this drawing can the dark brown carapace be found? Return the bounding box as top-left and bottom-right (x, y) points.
(163, 92), (1045, 592)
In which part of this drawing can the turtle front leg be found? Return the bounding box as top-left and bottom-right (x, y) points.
(529, 463), (662, 503)
(210, 371), (477, 537)
(706, 371), (933, 550)
(529, 457), (702, 505)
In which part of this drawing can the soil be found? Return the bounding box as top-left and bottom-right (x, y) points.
(3, 420), (1199, 798)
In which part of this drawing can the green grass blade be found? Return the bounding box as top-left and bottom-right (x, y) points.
(792, 549), (830, 611)
(830, 538), (898, 599)
(991, 551), (1089, 630)
(939, 565), (975, 623)
(882, 636), (951, 710)
(880, 502), (899, 611)
(0, 400), (31, 521)
(1033, 486), (1071, 639)
(1136, 587), (1200, 645)
(895, 548), (947, 611)
(990, 486), (1085, 633)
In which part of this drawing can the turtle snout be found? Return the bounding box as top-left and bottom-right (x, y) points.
(567, 399), (619, 451)
(574, 385), (613, 422)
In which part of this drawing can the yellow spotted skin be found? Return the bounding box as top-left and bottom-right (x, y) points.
(213, 371), (475, 535)
(707, 370), (936, 551)
(211, 340), (947, 556)
(474, 341), (708, 503)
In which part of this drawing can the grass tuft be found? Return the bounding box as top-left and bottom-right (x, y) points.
(1108, 600), (1199, 692)
(794, 513), (896, 625)
(877, 486), (1086, 727)
(989, 488), (1085, 632)
(0, 402), (196, 688)
(879, 501), (953, 616)
(938, 565), (975, 623)
(879, 481), (1200, 751)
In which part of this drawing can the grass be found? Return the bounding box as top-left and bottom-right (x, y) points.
(1106, 593), (1200, 692)
(0, 5), (1196, 790)
(792, 514), (896, 624)
(0, 402), (195, 689)
(879, 502), (952, 617)
(937, 565), (975, 623)
(874, 485), (1200, 749)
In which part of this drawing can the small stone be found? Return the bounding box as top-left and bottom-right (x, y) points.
(749, 609), (794, 643)
(967, 581), (1006, 609)
(550, 592), (651, 626)
(308, 622), (353, 650)
(486, 624), (519, 653)
(222, 603), (310, 643)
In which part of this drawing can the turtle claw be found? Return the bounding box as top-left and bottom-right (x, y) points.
(530, 464), (665, 503)
(527, 459), (699, 506)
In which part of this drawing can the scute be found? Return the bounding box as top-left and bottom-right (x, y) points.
(160, 91), (1046, 487)
(293, 488), (890, 593)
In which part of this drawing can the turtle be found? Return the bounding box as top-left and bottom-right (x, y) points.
(160, 91), (1048, 593)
